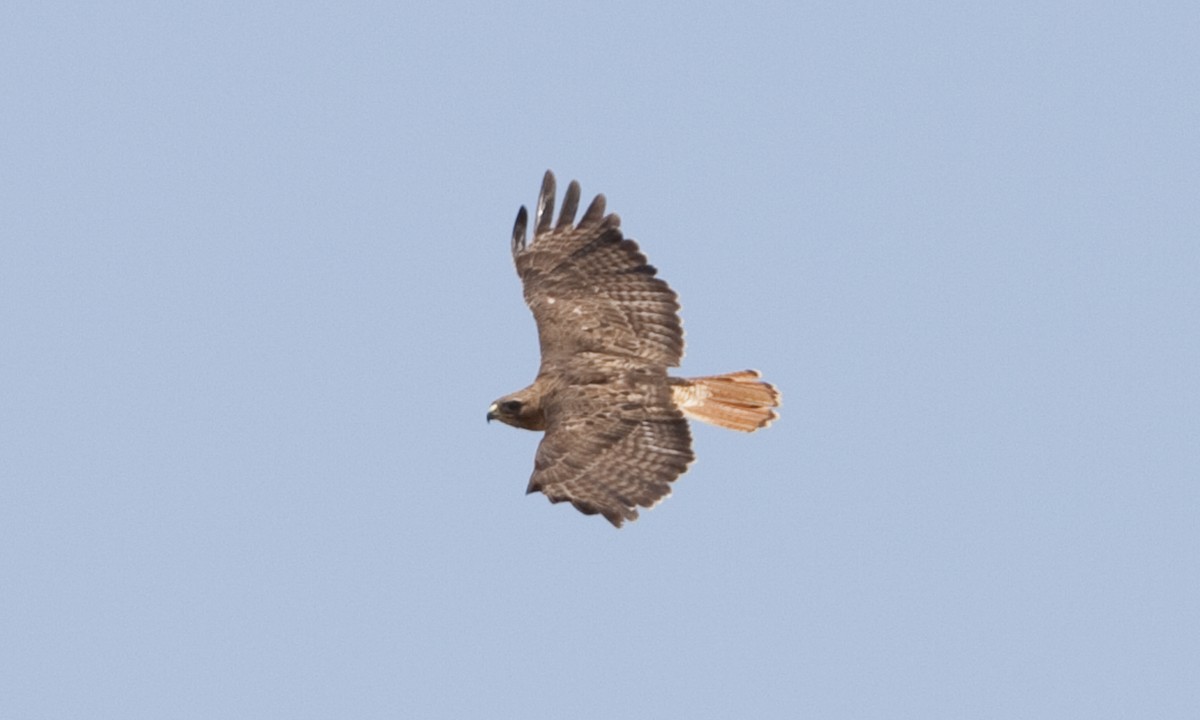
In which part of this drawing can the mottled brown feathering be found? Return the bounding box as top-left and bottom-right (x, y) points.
(489, 171), (780, 527)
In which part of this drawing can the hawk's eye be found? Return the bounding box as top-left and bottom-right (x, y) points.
(501, 400), (523, 413)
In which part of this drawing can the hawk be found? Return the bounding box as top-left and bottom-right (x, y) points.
(488, 171), (781, 527)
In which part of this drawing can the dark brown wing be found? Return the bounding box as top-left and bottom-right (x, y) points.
(511, 171), (684, 368)
(526, 359), (695, 527)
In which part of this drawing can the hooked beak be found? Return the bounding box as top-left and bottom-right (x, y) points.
(486, 403), (498, 423)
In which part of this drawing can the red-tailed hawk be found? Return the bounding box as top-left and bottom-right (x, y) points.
(488, 171), (780, 527)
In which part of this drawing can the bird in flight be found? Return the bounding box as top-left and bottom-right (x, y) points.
(488, 171), (780, 527)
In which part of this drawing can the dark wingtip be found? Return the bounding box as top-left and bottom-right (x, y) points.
(557, 180), (581, 229)
(604, 507), (635, 528)
(512, 206), (528, 255)
(579, 193), (607, 227)
(535, 170), (556, 236)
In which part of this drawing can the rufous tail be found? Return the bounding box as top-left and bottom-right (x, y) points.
(671, 370), (781, 432)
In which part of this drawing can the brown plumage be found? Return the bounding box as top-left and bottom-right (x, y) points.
(488, 171), (780, 527)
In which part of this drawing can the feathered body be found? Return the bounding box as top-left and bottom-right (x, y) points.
(488, 172), (780, 526)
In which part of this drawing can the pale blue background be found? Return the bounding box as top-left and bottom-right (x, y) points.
(2, 2), (1197, 718)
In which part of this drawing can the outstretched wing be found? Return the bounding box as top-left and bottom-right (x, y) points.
(511, 171), (684, 368)
(527, 361), (695, 527)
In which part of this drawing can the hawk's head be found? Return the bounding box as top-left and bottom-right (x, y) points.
(487, 390), (546, 431)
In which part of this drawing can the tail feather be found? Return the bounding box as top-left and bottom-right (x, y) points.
(671, 370), (781, 432)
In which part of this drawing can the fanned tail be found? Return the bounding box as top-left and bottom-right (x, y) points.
(671, 370), (781, 432)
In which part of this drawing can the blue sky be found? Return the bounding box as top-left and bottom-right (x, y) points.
(2, 2), (1197, 718)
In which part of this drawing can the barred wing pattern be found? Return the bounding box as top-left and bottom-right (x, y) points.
(527, 359), (694, 526)
(511, 172), (684, 368)
(510, 172), (694, 526)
